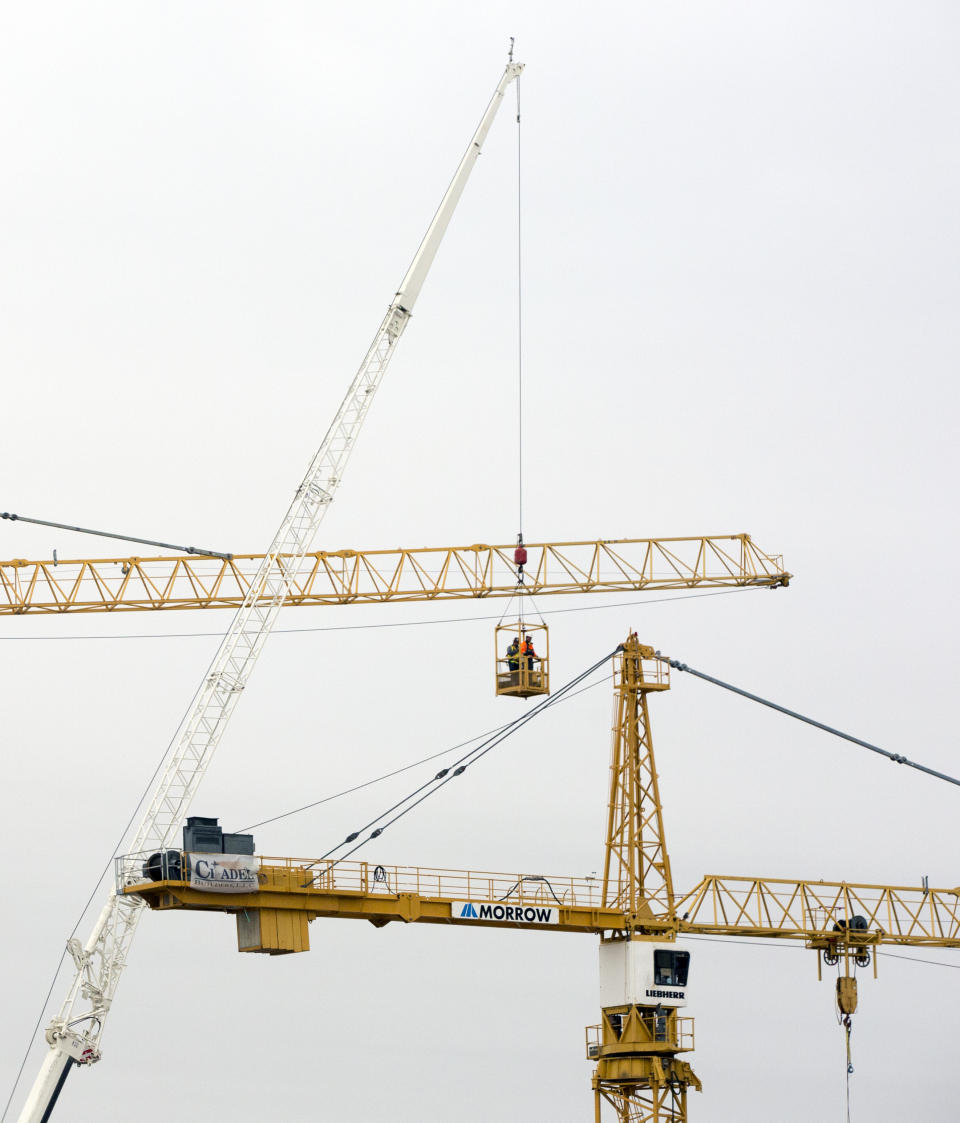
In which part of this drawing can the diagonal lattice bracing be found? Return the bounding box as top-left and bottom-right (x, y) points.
(601, 636), (675, 922)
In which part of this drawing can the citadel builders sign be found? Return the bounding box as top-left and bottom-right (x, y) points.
(188, 853), (259, 893)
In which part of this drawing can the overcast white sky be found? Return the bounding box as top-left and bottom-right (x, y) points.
(2, 2), (959, 1121)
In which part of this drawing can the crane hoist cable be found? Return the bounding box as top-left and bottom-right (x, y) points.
(515, 66), (524, 544)
(496, 583), (547, 629)
(509, 60), (528, 591)
(842, 1012), (854, 1122)
(503, 76), (547, 668)
(658, 653), (960, 789)
(835, 986), (855, 1123)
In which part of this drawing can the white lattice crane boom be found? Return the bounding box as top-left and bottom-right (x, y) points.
(18, 59), (523, 1123)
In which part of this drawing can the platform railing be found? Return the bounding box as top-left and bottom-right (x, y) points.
(117, 850), (604, 909)
(585, 1015), (695, 1058)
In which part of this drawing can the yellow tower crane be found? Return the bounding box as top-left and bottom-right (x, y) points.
(119, 634), (960, 1121)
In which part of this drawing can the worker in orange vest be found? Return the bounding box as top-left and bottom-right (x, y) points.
(520, 633), (538, 672)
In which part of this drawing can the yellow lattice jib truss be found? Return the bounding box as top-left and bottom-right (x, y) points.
(676, 875), (960, 948)
(0, 534), (789, 614)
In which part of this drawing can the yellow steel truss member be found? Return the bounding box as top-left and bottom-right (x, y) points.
(0, 534), (789, 614)
(602, 636), (674, 921)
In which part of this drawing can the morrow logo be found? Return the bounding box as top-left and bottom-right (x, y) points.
(452, 901), (559, 925)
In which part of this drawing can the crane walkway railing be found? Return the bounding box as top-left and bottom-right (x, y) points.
(118, 859), (960, 948)
(117, 850), (606, 911)
(116, 851), (640, 936)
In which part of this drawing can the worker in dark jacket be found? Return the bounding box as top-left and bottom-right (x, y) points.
(506, 637), (520, 671)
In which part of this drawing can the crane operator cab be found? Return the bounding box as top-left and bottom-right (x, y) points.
(495, 620), (549, 698)
(589, 939), (694, 1058)
(599, 940), (691, 1011)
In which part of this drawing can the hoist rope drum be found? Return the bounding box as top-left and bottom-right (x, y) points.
(495, 619), (549, 698)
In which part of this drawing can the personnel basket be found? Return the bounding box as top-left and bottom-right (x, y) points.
(495, 621), (549, 699)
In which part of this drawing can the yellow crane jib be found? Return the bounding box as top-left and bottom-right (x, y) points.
(0, 533), (790, 614)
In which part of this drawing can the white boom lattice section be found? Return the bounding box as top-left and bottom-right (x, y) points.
(18, 60), (523, 1123)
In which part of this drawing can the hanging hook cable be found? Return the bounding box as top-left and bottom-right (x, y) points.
(843, 1015), (854, 1122)
(496, 588), (520, 627)
(510, 53), (527, 594)
(524, 587), (548, 627)
(509, 581), (546, 630)
(515, 65), (523, 541)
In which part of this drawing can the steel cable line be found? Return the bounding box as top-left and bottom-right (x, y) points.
(682, 933), (960, 970)
(0, 509), (232, 560)
(306, 646), (621, 878)
(659, 653), (960, 789)
(311, 648), (617, 872)
(241, 672), (613, 835)
(515, 67), (523, 538)
(0, 586), (766, 643)
(325, 660), (611, 868)
(240, 727), (510, 835)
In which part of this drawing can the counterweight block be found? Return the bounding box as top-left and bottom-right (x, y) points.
(237, 908), (310, 955)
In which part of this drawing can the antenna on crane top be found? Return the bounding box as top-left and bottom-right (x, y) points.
(508, 36), (515, 63)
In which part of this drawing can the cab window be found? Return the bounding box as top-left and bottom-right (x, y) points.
(653, 949), (690, 987)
